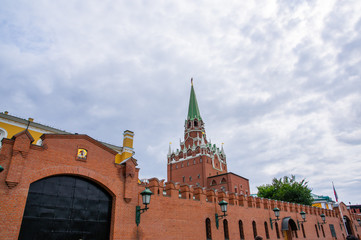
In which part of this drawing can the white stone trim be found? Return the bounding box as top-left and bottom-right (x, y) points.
(0, 127), (8, 147)
(0, 118), (53, 134)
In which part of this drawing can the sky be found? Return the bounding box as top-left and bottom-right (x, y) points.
(1, 0), (361, 204)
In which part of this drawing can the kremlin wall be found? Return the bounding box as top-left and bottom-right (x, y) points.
(0, 82), (360, 239)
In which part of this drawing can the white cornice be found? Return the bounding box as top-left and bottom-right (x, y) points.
(0, 118), (55, 134)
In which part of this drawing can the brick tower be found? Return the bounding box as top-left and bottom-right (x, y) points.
(167, 79), (228, 188)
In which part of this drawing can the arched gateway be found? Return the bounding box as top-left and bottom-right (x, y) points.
(281, 217), (298, 240)
(18, 175), (112, 240)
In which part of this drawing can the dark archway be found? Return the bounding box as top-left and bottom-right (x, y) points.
(344, 216), (354, 236)
(281, 217), (298, 240)
(18, 175), (112, 240)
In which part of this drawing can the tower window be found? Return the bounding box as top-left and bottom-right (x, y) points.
(187, 161), (189, 166)
(194, 120), (198, 127)
(183, 176), (185, 183)
(189, 176), (192, 181)
(198, 174), (200, 179)
(193, 160), (196, 164)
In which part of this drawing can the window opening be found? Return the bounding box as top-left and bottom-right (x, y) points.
(252, 221), (257, 239)
(264, 222), (270, 239)
(239, 220), (245, 240)
(206, 218), (212, 240)
(223, 219), (229, 240)
(275, 222), (280, 239)
(315, 224), (319, 238)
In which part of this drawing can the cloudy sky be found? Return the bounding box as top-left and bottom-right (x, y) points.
(1, 0), (361, 204)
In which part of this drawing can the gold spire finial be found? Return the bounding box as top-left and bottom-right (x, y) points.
(191, 78), (193, 86)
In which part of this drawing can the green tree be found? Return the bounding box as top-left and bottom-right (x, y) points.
(257, 175), (313, 205)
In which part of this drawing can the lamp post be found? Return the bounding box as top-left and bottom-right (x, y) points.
(270, 207), (280, 230)
(317, 213), (326, 229)
(321, 214), (326, 223)
(135, 187), (153, 226)
(215, 200), (228, 229)
(297, 211), (307, 229)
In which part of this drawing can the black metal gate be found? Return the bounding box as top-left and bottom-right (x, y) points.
(18, 175), (112, 240)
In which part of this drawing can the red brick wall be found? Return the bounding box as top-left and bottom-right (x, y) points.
(0, 133), (139, 240)
(1, 132), (359, 239)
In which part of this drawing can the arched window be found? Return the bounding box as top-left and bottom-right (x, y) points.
(194, 120), (198, 127)
(220, 178), (227, 184)
(206, 218), (212, 240)
(321, 225), (325, 237)
(211, 180), (217, 186)
(264, 222), (270, 239)
(275, 222), (280, 239)
(223, 219), (229, 240)
(187, 149), (192, 156)
(252, 221), (257, 239)
(0, 128), (8, 147)
(239, 220), (245, 240)
(36, 139), (43, 146)
(315, 224), (319, 238)
(301, 223), (306, 238)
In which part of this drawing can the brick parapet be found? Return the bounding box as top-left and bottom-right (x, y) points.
(144, 178), (339, 218)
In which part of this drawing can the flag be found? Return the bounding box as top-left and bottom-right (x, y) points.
(332, 182), (339, 202)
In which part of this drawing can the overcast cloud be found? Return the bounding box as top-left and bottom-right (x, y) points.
(1, 0), (361, 204)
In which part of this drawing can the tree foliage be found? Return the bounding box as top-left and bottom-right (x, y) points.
(257, 175), (313, 205)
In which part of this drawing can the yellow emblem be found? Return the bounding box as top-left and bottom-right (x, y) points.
(77, 148), (87, 160)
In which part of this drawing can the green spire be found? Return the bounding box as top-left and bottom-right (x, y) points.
(187, 78), (202, 120)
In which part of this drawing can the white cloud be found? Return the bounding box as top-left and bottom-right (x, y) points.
(1, 0), (360, 203)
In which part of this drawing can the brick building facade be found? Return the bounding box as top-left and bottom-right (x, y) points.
(0, 82), (360, 239)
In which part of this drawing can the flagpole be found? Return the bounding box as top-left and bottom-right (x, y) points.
(333, 182), (348, 235)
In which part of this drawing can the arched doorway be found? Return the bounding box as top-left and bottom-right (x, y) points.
(344, 216), (354, 236)
(281, 217), (298, 240)
(18, 175), (112, 240)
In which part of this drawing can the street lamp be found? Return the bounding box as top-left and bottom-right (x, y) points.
(297, 211), (307, 229)
(215, 200), (228, 229)
(270, 207), (280, 229)
(317, 213), (326, 229)
(135, 187), (153, 226)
